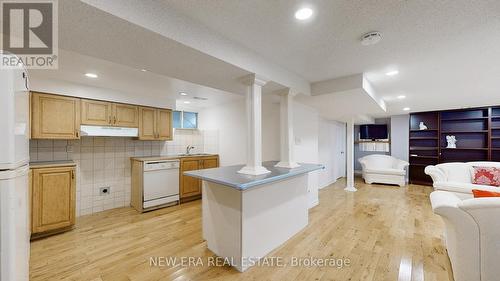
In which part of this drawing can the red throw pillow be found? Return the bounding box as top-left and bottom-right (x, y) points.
(472, 189), (500, 198)
(472, 166), (500, 187)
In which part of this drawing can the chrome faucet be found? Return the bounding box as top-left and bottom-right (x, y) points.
(186, 145), (195, 155)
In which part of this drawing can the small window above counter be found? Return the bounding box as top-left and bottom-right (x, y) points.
(173, 110), (198, 129)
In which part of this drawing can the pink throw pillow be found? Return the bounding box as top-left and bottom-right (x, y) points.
(472, 166), (500, 187)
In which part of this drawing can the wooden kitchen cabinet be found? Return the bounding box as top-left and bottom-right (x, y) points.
(139, 107), (157, 140)
(139, 107), (173, 141)
(31, 92), (81, 139)
(113, 103), (139, 127)
(81, 99), (112, 126)
(157, 109), (173, 140)
(180, 156), (219, 202)
(180, 158), (202, 199)
(82, 100), (138, 127)
(31, 91), (171, 140)
(31, 165), (76, 237)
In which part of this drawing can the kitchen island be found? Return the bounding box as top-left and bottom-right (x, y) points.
(184, 161), (324, 272)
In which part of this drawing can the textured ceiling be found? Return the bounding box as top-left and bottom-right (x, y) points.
(165, 0), (500, 114)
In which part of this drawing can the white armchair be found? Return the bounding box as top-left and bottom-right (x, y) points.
(430, 191), (500, 281)
(358, 155), (409, 187)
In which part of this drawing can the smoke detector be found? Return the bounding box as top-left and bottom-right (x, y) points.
(361, 31), (382, 46)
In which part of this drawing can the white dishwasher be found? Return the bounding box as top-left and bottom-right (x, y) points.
(143, 159), (180, 209)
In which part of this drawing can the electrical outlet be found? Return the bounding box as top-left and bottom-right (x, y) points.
(99, 186), (111, 195)
(66, 145), (73, 153)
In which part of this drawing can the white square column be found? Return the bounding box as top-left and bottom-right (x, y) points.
(275, 89), (300, 169)
(238, 74), (271, 175)
(344, 118), (357, 192)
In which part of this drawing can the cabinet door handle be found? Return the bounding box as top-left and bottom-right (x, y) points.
(76, 130), (79, 138)
(114, 116), (117, 124)
(71, 171), (75, 179)
(109, 116), (112, 124)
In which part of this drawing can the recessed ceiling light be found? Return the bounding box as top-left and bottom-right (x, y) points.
(183, 101), (191, 104)
(180, 92), (188, 96)
(140, 69), (147, 72)
(403, 107), (410, 111)
(386, 70), (399, 76)
(295, 8), (313, 20)
(397, 95), (406, 99)
(85, 73), (98, 78)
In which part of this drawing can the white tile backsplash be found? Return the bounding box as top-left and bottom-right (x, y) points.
(29, 129), (217, 217)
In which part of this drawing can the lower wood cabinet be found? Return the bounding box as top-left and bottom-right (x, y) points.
(31, 165), (76, 238)
(180, 156), (219, 202)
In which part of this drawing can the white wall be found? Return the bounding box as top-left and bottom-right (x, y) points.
(197, 98), (280, 166)
(198, 97), (320, 207)
(390, 114), (410, 162)
(29, 77), (176, 109)
(293, 102), (320, 207)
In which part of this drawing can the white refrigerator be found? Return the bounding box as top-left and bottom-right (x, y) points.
(0, 54), (30, 281)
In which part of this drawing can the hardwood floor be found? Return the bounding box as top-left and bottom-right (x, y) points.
(30, 178), (453, 281)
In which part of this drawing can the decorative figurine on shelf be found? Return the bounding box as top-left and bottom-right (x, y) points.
(446, 135), (457, 148)
(419, 122), (428, 130)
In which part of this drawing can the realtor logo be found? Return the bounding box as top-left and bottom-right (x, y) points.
(1, 0), (58, 68)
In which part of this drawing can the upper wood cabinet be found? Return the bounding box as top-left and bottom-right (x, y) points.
(139, 107), (173, 141)
(31, 166), (76, 234)
(113, 103), (138, 127)
(31, 92), (171, 140)
(81, 99), (138, 127)
(81, 99), (112, 126)
(157, 109), (173, 140)
(31, 92), (81, 139)
(139, 107), (157, 140)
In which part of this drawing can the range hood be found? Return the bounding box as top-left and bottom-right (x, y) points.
(80, 125), (139, 137)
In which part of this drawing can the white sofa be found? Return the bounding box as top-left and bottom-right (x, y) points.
(430, 191), (500, 281)
(425, 162), (500, 199)
(358, 155), (409, 187)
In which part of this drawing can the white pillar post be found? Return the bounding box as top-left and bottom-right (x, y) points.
(275, 89), (300, 169)
(238, 74), (271, 175)
(344, 118), (357, 192)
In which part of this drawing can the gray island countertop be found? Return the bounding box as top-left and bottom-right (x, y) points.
(184, 161), (324, 190)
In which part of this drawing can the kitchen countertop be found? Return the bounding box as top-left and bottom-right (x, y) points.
(131, 154), (218, 162)
(184, 161), (324, 190)
(30, 160), (76, 169)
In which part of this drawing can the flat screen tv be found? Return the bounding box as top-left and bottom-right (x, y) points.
(359, 124), (388, 140)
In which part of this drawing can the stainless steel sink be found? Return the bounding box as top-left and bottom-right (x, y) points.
(178, 153), (212, 157)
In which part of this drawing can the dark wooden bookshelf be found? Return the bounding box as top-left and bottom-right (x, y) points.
(409, 106), (498, 185)
(409, 137), (438, 140)
(408, 112), (440, 185)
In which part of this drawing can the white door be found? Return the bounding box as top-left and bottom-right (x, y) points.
(334, 122), (347, 179)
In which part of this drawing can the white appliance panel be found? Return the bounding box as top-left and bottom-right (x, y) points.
(0, 165), (30, 281)
(0, 57), (29, 170)
(143, 166), (180, 202)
